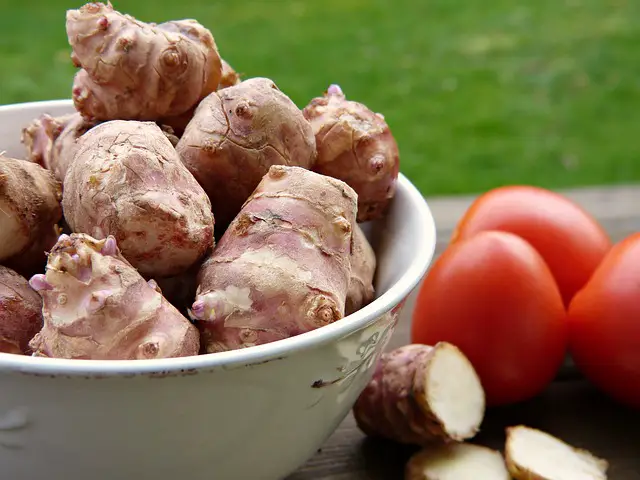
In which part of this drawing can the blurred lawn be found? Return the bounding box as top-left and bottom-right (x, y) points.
(1, 0), (640, 195)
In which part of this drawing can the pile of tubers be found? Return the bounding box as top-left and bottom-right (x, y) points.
(0, 2), (400, 360)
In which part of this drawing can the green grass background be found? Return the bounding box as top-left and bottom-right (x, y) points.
(1, 0), (639, 195)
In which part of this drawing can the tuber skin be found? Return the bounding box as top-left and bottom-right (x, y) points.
(176, 77), (317, 229)
(346, 223), (376, 316)
(303, 84), (400, 222)
(218, 59), (241, 89)
(62, 120), (215, 278)
(0, 155), (63, 277)
(28, 233), (200, 360)
(353, 343), (485, 446)
(21, 112), (97, 182)
(0, 266), (43, 355)
(192, 165), (357, 353)
(67, 2), (222, 128)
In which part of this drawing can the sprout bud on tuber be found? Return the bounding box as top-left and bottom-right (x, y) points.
(28, 233), (200, 360)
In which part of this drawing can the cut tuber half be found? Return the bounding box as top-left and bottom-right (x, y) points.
(505, 425), (608, 480)
(405, 443), (510, 480)
(353, 342), (485, 445)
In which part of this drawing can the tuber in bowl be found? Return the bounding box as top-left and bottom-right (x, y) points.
(0, 100), (437, 480)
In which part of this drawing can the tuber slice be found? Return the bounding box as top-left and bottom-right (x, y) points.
(21, 112), (97, 182)
(176, 77), (317, 229)
(28, 233), (199, 360)
(303, 84), (400, 222)
(353, 343), (485, 446)
(218, 59), (241, 89)
(62, 120), (214, 278)
(67, 2), (222, 127)
(505, 425), (608, 480)
(0, 155), (62, 277)
(405, 443), (510, 480)
(0, 266), (43, 355)
(192, 165), (357, 353)
(346, 223), (376, 316)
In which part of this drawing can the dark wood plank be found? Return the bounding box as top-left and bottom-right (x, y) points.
(289, 186), (640, 479)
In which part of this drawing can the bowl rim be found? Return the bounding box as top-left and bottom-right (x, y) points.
(0, 99), (437, 376)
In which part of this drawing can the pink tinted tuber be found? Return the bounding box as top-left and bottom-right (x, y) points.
(303, 84), (400, 222)
(192, 165), (357, 353)
(176, 77), (317, 229)
(21, 112), (97, 182)
(62, 120), (214, 278)
(353, 343), (485, 446)
(346, 223), (376, 315)
(28, 233), (200, 360)
(0, 266), (43, 355)
(0, 155), (63, 277)
(66, 2), (222, 128)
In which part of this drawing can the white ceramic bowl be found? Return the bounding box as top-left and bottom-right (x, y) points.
(0, 100), (437, 480)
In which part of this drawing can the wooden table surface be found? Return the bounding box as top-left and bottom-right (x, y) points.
(289, 185), (640, 480)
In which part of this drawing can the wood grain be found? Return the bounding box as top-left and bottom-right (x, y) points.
(288, 186), (640, 480)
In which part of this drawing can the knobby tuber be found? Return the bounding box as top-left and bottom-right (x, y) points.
(62, 120), (214, 278)
(505, 425), (608, 480)
(0, 266), (43, 355)
(353, 343), (485, 446)
(218, 59), (241, 89)
(28, 233), (199, 360)
(405, 443), (510, 480)
(21, 112), (97, 182)
(176, 77), (317, 229)
(0, 155), (62, 277)
(192, 165), (356, 353)
(67, 2), (222, 127)
(303, 84), (400, 222)
(346, 223), (376, 316)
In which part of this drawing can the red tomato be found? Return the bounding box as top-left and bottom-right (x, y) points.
(567, 233), (640, 408)
(450, 186), (612, 307)
(411, 230), (568, 407)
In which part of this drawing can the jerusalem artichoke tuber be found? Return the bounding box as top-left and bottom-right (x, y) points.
(346, 223), (376, 316)
(67, 2), (222, 127)
(405, 443), (510, 480)
(62, 120), (215, 278)
(505, 425), (608, 480)
(28, 233), (200, 360)
(176, 77), (317, 229)
(353, 343), (485, 446)
(303, 84), (400, 222)
(21, 112), (97, 182)
(191, 165), (356, 353)
(0, 155), (62, 277)
(0, 266), (43, 355)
